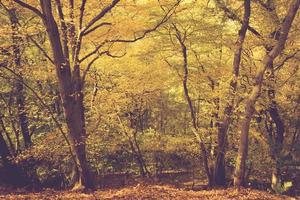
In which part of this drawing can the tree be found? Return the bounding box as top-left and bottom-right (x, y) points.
(214, 0), (250, 186)
(234, 0), (300, 188)
(171, 23), (212, 184)
(12, 0), (180, 190)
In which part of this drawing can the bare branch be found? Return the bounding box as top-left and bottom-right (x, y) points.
(82, 49), (125, 85)
(82, 0), (120, 34)
(81, 56), (100, 85)
(214, 0), (261, 37)
(79, 0), (87, 30)
(13, 0), (45, 19)
(79, 41), (106, 63)
(82, 22), (112, 36)
(28, 36), (54, 64)
(275, 49), (300, 71)
(110, 0), (181, 43)
(163, 58), (181, 79)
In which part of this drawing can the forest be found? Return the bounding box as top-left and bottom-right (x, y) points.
(0, 0), (299, 199)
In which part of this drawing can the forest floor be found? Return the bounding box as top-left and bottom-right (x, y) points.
(0, 184), (297, 200)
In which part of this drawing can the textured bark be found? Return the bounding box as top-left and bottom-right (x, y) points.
(8, 8), (31, 148)
(234, 0), (300, 188)
(214, 0), (251, 186)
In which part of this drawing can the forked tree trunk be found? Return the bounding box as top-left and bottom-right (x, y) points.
(234, 0), (300, 187)
(39, 0), (93, 190)
(214, 0), (250, 186)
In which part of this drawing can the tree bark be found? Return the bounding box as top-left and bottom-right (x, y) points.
(234, 0), (300, 188)
(214, 0), (251, 186)
(39, 0), (93, 190)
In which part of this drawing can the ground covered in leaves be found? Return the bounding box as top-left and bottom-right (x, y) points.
(0, 184), (297, 200)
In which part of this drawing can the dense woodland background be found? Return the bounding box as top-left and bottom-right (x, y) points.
(0, 0), (299, 198)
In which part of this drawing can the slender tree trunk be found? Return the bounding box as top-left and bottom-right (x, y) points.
(4, 94), (21, 152)
(174, 26), (212, 185)
(267, 98), (285, 191)
(0, 113), (14, 155)
(214, 0), (251, 186)
(8, 8), (31, 148)
(0, 131), (11, 165)
(126, 132), (148, 177)
(234, 0), (300, 187)
(39, 0), (93, 190)
(262, 1), (285, 188)
(132, 132), (150, 177)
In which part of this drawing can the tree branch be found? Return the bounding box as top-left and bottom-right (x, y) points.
(82, 22), (112, 36)
(81, 0), (120, 34)
(0, 2), (54, 65)
(214, 0), (261, 37)
(81, 56), (100, 85)
(28, 36), (55, 64)
(79, 0), (87, 30)
(55, 0), (70, 62)
(110, 0), (181, 43)
(79, 41), (106, 63)
(13, 0), (45, 19)
(275, 49), (300, 71)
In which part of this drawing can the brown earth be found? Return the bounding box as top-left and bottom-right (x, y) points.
(0, 184), (297, 200)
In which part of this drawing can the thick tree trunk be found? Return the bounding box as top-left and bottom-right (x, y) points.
(214, 119), (229, 185)
(40, 0), (93, 190)
(8, 8), (31, 148)
(214, 0), (250, 186)
(234, 0), (300, 187)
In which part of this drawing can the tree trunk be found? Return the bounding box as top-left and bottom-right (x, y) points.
(40, 0), (93, 190)
(0, 113), (14, 155)
(174, 26), (212, 185)
(0, 129), (30, 187)
(260, 0), (285, 190)
(267, 98), (285, 191)
(234, 0), (300, 187)
(0, 131), (11, 165)
(133, 132), (150, 177)
(8, 8), (31, 148)
(214, 0), (251, 186)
